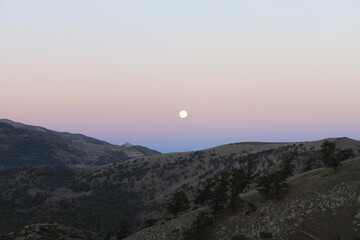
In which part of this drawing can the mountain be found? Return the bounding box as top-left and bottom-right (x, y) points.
(0, 119), (160, 167)
(0, 136), (359, 237)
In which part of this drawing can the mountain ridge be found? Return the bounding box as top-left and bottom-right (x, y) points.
(0, 119), (160, 167)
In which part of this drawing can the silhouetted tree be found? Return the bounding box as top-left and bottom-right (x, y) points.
(209, 171), (230, 213)
(336, 148), (354, 162)
(228, 168), (246, 213)
(195, 165), (257, 214)
(302, 157), (316, 172)
(280, 151), (297, 178)
(256, 171), (289, 200)
(245, 158), (259, 187)
(166, 191), (190, 216)
(194, 179), (215, 205)
(320, 140), (340, 171)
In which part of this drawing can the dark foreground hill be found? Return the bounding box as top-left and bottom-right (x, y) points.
(0, 223), (103, 240)
(0, 137), (359, 237)
(0, 119), (160, 167)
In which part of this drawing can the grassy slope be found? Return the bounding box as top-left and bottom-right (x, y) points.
(88, 137), (360, 220)
(125, 157), (360, 240)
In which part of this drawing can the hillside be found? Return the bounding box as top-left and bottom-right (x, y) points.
(0, 137), (359, 236)
(91, 137), (360, 220)
(0, 223), (103, 240)
(0, 119), (160, 167)
(125, 157), (360, 240)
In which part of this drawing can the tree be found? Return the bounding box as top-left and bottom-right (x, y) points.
(166, 191), (190, 216)
(270, 172), (289, 199)
(302, 157), (316, 172)
(336, 148), (354, 162)
(194, 171), (230, 213)
(280, 151), (297, 178)
(256, 152), (296, 200)
(256, 171), (289, 200)
(256, 174), (272, 197)
(228, 168), (246, 213)
(245, 158), (259, 187)
(194, 179), (215, 205)
(209, 171), (230, 213)
(320, 140), (340, 171)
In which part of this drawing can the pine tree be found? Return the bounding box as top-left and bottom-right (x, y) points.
(209, 171), (230, 213)
(302, 157), (315, 172)
(270, 171), (289, 200)
(256, 175), (272, 197)
(166, 191), (190, 216)
(256, 171), (288, 200)
(194, 179), (215, 205)
(228, 168), (246, 213)
(320, 140), (340, 171)
(280, 151), (297, 178)
(336, 148), (354, 162)
(245, 158), (259, 187)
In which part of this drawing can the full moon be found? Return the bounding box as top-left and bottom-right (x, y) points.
(179, 110), (188, 119)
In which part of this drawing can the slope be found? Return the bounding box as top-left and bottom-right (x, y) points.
(0, 137), (358, 236)
(0, 119), (160, 167)
(125, 157), (360, 240)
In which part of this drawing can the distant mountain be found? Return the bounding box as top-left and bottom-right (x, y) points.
(0, 136), (359, 237)
(0, 119), (160, 167)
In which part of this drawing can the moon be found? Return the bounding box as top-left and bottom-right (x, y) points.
(179, 110), (188, 119)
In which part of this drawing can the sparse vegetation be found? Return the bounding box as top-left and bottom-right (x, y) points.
(320, 140), (354, 171)
(0, 128), (359, 239)
(256, 152), (297, 199)
(194, 160), (257, 213)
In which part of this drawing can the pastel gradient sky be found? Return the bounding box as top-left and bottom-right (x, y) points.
(1, 1), (360, 153)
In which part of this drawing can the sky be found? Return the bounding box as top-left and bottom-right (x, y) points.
(1, 1), (360, 153)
